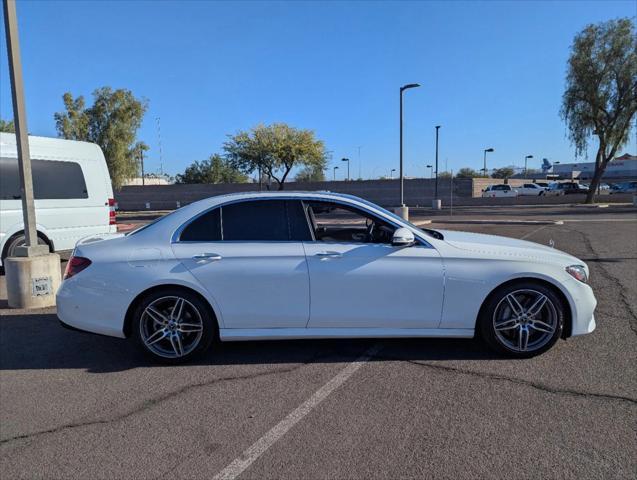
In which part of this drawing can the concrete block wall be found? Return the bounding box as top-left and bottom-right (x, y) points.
(115, 178), (475, 211)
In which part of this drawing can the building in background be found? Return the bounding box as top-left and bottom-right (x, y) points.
(123, 173), (174, 186)
(551, 153), (636, 181)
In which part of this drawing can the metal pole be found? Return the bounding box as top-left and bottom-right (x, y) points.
(399, 88), (404, 205)
(483, 150), (487, 176)
(434, 126), (440, 199)
(140, 148), (145, 186)
(347, 160), (349, 181)
(3, 0), (44, 256)
(156, 117), (163, 176)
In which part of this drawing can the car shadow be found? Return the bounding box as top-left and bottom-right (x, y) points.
(0, 313), (503, 373)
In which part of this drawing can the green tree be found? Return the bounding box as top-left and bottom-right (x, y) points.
(294, 164), (326, 182)
(456, 167), (480, 178)
(491, 167), (515, 179)
(224, 123), (327, 190)
(0, 118), (15, 133)
(438, 171), (453, 179)
(54, 87), (148, 189)
(561, 18), (637, 203)
(176, 154), (248, 184)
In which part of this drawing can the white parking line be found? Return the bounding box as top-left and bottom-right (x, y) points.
(519, 224), (551, 240)
(212, 343), (382, 480)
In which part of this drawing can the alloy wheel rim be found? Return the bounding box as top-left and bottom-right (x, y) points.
(140, 296), (204, 358)
(492, 289), (558, 353)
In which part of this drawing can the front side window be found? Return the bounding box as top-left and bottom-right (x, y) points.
(305, 201), (395, 244)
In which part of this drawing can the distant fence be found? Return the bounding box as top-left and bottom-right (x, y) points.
(115, 178), (474, 211)
(114, 178), (634, 211)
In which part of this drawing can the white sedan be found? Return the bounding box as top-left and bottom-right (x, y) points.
(516, 183), (547, 196)
(57, 192), (597, 362)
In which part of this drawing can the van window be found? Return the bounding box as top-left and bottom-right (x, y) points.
(0, 157), (88, 200)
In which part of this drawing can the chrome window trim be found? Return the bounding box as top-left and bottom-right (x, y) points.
(170, 195), (433, 248)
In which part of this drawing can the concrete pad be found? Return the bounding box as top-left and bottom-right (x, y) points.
(4, 253), (61, 309)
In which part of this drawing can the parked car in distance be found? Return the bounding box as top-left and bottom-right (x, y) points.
(482, 184), (518, 198)
(516, 183), (547, 196)
(609, 181), (637, 194)
(0, 133), (116, 266)
(57, 191), (597, 363)
(544, 182), (588, 196)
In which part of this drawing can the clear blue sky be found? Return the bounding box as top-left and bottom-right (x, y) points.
(1, 0), (635, 179)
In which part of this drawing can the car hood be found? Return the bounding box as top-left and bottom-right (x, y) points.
(438, 229), (582, 266)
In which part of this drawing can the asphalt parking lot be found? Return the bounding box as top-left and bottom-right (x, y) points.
(1, 205), (636, 479)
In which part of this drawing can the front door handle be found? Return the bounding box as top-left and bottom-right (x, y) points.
(192, 253), (222, 262)
(315, 251), (342, 259)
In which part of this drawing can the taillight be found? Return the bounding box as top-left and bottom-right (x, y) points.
(64, 256), (92, 280)
(108, 198), (117, 225)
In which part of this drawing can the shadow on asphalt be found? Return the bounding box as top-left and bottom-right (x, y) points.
(0, 313), (502, 373)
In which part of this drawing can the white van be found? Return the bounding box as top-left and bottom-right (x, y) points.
(0, 133), (116, 266)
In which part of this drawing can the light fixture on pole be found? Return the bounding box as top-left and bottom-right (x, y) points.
(341, 157), (350, 181)
(524, 155), (533, 178)
(390, 168), (396, 180)
(399, 83), (420, 219)
(483, 148), (494, 176)
(333, 165), (339, 181)
(426, 164), (433, 178)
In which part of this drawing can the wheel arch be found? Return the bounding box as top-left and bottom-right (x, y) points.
(123, 284), (219, 338)
(477, 277), (573, 339)
(1, 229), (54, 260)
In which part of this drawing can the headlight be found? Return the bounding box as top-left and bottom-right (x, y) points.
(566, 265), (588, 283)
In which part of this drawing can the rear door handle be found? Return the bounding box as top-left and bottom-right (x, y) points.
(192, 253), (222, 262)
(315, 251), (342, 259)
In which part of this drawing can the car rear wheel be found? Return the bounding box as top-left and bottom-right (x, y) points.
(479, 282), (564, 358)
(132, 289), (216, 363)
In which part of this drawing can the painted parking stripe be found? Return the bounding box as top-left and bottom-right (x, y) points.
(212, 343), (383, 480)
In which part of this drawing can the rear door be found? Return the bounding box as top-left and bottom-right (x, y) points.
(171, 199), (311, 329)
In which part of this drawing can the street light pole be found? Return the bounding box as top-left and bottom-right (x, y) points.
(426, 164), (433, 178)
(524, 155), (533, 178)
(3, 0), (44, 257)
(341, 157), (350, 181)
(333, 166), (339, 181)
(4, 0), (59, 309)
(399, 83), (420, 216)
(390, 168), (396, 180)
(139, 147), (145, 186)
(483, 148), (494, 176)
(434, 125), (440, 204)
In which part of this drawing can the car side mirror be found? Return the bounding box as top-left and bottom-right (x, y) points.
(392, 227), (415, 247)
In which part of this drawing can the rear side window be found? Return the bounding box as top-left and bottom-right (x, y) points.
(0, 157), (88, 200)
(178, 199), (313, 242)
(222, 200), (288, 241)
(180, 208), (221, 241)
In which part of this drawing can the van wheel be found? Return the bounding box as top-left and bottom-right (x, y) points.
(2, 233), (49, 261)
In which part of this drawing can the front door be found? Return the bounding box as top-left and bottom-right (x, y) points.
(171, 199), (311, 329)
(302, 201), (444, 329)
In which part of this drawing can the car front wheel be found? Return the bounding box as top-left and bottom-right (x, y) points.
(132, 289), (216, 363)
(479, 282), (564, 358)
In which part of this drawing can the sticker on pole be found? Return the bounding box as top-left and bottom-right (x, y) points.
(32, 276), (52, 297)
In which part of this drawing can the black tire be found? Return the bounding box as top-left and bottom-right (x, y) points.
(479, 281), (565, 358)
(132, 288), (216, 364)
(2, 233), (49, 265)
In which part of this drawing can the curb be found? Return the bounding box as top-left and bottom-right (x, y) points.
(421, 219), (564, 226)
